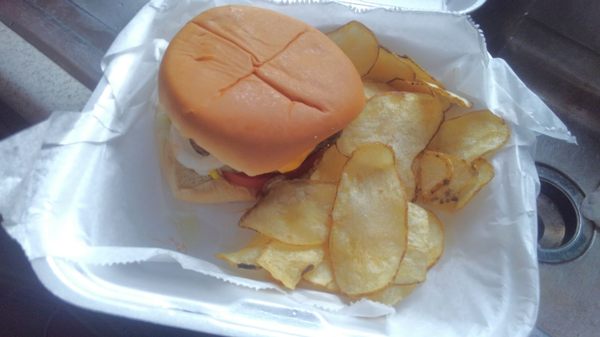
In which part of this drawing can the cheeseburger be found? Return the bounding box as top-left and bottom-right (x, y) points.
(157, 5), (364, 203)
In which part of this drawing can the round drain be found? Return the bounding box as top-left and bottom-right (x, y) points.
(536, 163), (594, 263)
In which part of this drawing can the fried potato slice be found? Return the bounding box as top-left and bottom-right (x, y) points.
(419, 155), (472, 206)
(426, 210), (444, 268)
(362, 80), (395, 99)
(389, 78), (468, 109)
(364, 47), (414, 82)
(421, 156), (494, 211)
(394, 203), (430, 285)
(330, 143), (408, 296)
(388, 78), (433, 95)
(310, 145), (348, 183)
(456, 158), (495, 209)
(365, 284), (418, 306)
(327, 21), (379, 76)
(240, 180), (336, 245)
(303, 253), (338, 291)
(415, 151), (453, 200)
(257, 241), (324, 289)
(393, 249), (427, 285)
(217, 234), (271, 270)
(397, 55), (445, 89)
(337, 92), (444, 199)
(425, 82), (471, 108)
(428, 110), (510, 162)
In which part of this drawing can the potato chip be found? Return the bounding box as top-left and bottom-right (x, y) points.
(364, 47), (414, 82)
(446, 155), (475, 190)
(362, 80), (394, 99)
(394, 203), (429, 285)
(393, 249), (427, 285)
(425, 210), (444, 268)
(217, 234), (271, 270)
(327, 21), (379, 76)
(365, 284), (418, 306)
(303, 253), (338, 291)
(419, 155), (472, 206)
(422, 155), (494, 211)
(330, 143), (408, 295)
(415, 151), (453, 200)
(257, 241), (324, 289)
(425, 82), (471, 108)
(388, 78), (433, 95)
(337, 92), (444, 199)
(428, 110), (510, 162)
(455, 158), (495, 209)
(310, 145), (348, 183)
(396, 55), (445, 89)
(389, 78), (467, 109)
(240, 180), (336, 245)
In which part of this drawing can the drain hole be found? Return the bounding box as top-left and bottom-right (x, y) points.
(537, 215), (544, 241)
(536, 163), (595, 264)
(537, 183), (576, 249)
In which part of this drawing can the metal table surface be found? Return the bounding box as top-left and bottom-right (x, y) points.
(1, 1), (599, 336)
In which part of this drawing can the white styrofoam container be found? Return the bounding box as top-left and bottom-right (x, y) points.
(346, 0), (487, 13)
(11, 1), (554, 336)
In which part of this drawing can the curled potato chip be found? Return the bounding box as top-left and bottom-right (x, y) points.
(396, 55), (445, 89)
(389, 78), (467, 109)
(426, 210), (444, 268)
(425, 82), (471, 108)
(257, 241), (324, 289)
(364, 47), (414, 82)
(337, 92), (444, 199)
(240, 180), (336, 245)
(456, 158), (495, 209)
(310, 145), (348, 183)
(330, 143), (408, 296)
(394, 203), (429, 285)
(217, 234), (271, 270)
(366, 284), (418, 306)
(386, 55), (470, 108)
(327, 21), (379, 76)
(419, 154), (472, 207)
(388, 78), (433, 95)
(428, 110), (510, 162)
(415, 151), (453, 200)
(362, 80), (394, 99)
(303, 253), (338, 291)
(421, 155), (494, 211)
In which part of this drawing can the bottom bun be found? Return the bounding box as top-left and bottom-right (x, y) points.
(156, 112), (256, 203)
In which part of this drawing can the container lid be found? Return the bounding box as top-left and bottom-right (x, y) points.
(342, 0), (487, 13)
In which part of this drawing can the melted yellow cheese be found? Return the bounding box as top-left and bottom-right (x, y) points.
(278, 148), (312, 173)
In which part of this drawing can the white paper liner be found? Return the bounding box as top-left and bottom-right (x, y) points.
(0, 0), (575, 334)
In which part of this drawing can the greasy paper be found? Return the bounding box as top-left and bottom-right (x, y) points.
(0, 0), (573, 336)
